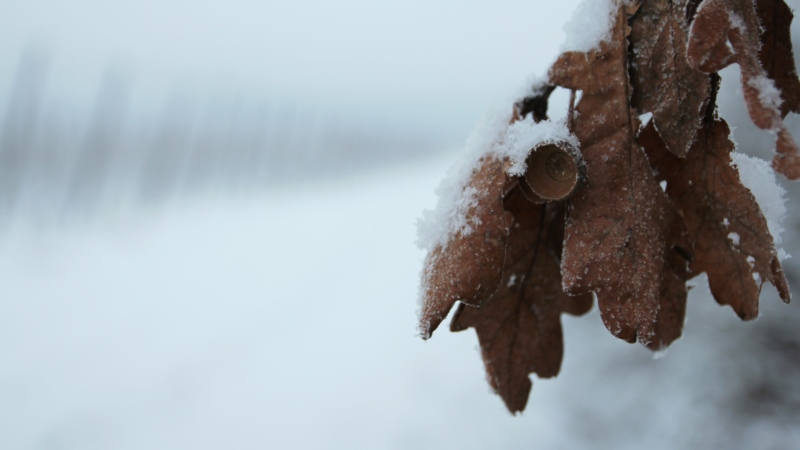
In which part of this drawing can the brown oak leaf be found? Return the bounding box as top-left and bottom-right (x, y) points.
(419, 156), (511, 339)
(756, 0), (800, 117)
(450, 187), (591, 413)
(687, 0), (800, 179)
(630, 0), (710, 157)
(640, 119), (790, 320)
(549, 6), (691, 348)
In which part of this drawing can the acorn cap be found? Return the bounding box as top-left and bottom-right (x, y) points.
(522, 141), (585, 202)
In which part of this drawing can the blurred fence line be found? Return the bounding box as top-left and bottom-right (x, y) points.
(0, 52), (444, 229)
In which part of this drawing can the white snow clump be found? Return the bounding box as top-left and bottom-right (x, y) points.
(727, 10), (747, 32)
(748, 74), (784, 113)
(416, 111), (508, 252)
(560, 0), (631, 52)
(501, 116), (580, 176)
(730, 152), (789, 259)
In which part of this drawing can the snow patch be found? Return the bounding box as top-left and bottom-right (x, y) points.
(728, 231), (741, 246)
(731, 152), (791, 261)
(560, 0), (621, 52)
(639, 112), (654, 127)
(727, 11), (747, 33)
(748, 74), (783, 113)
(730, 152), (787, 259)
(416, 111), (508, 252)
(499, 117), (579, 176)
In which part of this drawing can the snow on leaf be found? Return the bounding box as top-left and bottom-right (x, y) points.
(418, 155), (511, 339)
(416, 93), (574, 254)
(730, 151), (787, 247)
(748, 74), (784, 111)
(416, 112), (509, 253)
(687, 0), (800, 179)
(497, 118), (580, 177)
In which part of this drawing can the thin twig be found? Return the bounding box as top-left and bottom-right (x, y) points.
(567, 89), (576, 132)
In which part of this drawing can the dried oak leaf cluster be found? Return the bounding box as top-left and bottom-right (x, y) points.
(419, 0), (799, 414)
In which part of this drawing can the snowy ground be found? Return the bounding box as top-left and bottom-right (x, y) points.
(1, 155), (800, 450)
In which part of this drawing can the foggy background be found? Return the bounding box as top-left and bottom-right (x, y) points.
(1, 1), (799, 449)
